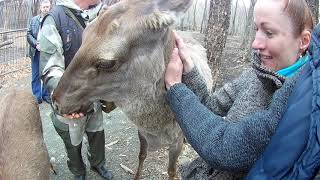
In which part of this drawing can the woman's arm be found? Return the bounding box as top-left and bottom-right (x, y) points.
(182, 67), (242, 116)
(166, 77), (296, 171)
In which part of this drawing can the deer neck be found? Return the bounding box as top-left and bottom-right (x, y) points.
(117, 29), (174, 113)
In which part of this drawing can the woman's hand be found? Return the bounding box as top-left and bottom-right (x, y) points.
(165, 48), (183, 90)
(173, 31), (194, 73)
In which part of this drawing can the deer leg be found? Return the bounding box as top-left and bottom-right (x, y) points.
(168, 135), (184, 180)
(134, 130), (148, 180)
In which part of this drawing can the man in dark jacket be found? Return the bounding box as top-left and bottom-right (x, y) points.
(27, 0), (51, 104)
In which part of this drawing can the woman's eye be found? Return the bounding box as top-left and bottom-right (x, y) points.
(97, 60), (117, 70)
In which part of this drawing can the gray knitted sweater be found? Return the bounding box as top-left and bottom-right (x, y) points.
(166, 55), (300, 179)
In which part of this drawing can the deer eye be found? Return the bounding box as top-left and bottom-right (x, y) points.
(96, 60), (118, 71)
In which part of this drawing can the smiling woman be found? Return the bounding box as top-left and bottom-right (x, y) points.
(164, 0), (314, 179)
(252, 0), (313, 73)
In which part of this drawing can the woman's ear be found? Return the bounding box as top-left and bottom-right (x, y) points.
(300, 30), (311, 53)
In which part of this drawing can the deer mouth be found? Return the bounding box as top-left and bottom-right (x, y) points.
(52, 102), (93, 119)
(65, 104), (93, 118)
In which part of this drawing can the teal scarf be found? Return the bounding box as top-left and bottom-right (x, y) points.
(277, 55), (309, 77)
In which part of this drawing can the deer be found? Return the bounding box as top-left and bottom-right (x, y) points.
(0, 90), (50, 179)
(51, 0), (212, 179)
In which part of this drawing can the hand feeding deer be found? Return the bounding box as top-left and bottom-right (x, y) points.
(52, 0), (212, 179)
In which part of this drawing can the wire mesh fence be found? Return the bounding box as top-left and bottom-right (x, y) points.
(0, 0), (32, 77)
(0, 29), (29, 76)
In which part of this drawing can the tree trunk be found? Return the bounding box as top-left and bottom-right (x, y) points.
(4, 0), (9, 31)
(18, 1), (22, 28)
(205, 0), (232, 90)
(200, 0), (208, 34)
(306, 0), (319, 24)
(33, 0), (40, 16)
(187, 9), (192, 30)
(240, 0), (256, 62)
(230, 0), (238, 35)
(192, 0), (198, 31)
(180, 16), (185, 31)
(0, 2), (3, 29)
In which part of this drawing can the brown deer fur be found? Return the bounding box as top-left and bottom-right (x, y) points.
(0, 90), (50, 180)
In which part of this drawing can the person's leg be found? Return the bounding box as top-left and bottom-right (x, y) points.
(31, 51), (42, 103)
(86, 130), (105, 167)
(41, 84), (51, 103)
(51, 113), (86, 176)
(87, 130), (113, 179)
(86, 105), (112, 179)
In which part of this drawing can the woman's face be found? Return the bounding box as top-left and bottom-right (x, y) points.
(252, 0), (301, 71)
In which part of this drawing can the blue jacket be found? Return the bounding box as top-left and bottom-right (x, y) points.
(247, 24), (320, 179)
(27, 15), (41, 58)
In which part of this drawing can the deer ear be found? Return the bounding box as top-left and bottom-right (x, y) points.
(145, 0), (193, 29)
(156, 0), (193, 14)
(145, 11), (174, 29)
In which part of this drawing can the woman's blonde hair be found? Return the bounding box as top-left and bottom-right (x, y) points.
(282, 0), (314, 37)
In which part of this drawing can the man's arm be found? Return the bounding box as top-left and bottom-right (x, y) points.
(38, 15), (65, 95)
(27, 16), (38, 48)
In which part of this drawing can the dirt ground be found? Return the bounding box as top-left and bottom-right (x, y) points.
(0, 33), (249, 180)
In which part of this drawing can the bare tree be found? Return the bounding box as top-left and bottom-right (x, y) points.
(17, 0), (24, 28)
(230, 0), (238, 35)
(3, 0), (10, 31)
(32, 0), (40, 16)
(205, 0), (232, 90)
(180, 16), (186, 31)
(0, 2), (3, 29)
(240, 0), (256, 62)
(192, 0), (198, 30)
(200, 0), (208, 33)
(187, 9), (193, 30)
(306, 0), (319, 24)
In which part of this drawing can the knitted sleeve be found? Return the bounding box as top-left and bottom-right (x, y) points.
(166, 78), (296, 171)
(182, 67), (242, 116)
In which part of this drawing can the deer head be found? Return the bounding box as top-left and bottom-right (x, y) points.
(52, 0), (193, 115)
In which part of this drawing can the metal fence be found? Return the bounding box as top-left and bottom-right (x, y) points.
(0, 29), (29, 76)
(0, 0), (32, 77)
